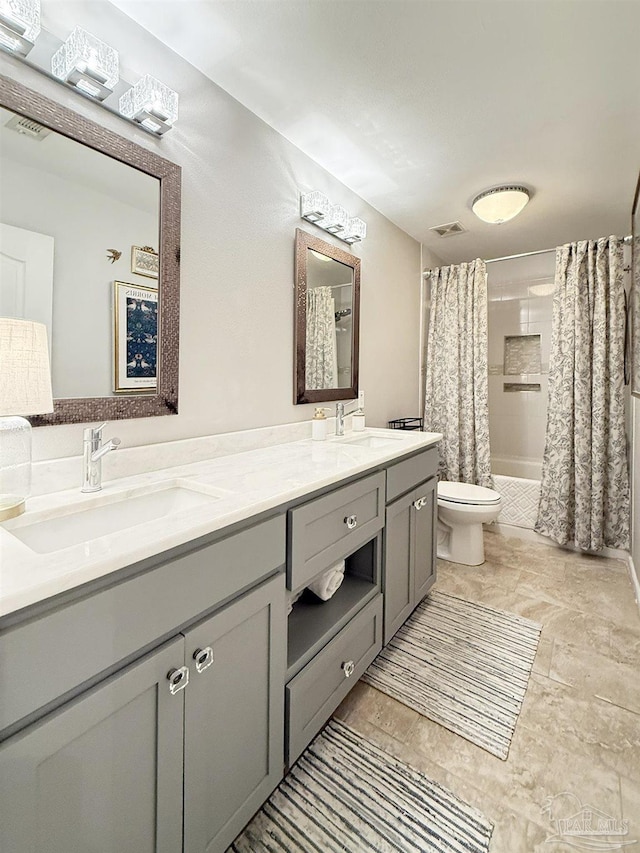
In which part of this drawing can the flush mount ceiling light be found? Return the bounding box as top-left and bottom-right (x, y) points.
(0, 0), (40, 56)
(472, 185), (530, 224)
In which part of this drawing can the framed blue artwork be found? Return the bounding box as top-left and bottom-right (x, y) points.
(113, 281), (158, 392)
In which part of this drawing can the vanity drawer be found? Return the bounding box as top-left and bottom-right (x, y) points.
(0, 515), (285, 736)
(288, 472), (385, 592)
(386, 448), (438, 502)
(286, 594), (382, 765)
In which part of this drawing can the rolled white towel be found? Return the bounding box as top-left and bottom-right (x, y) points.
(307, 561), (345, 602)
(287, 589), (303, 615)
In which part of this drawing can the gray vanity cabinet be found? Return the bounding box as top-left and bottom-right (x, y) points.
(383, 469), (437, 644)
(0, 637), (185, 853)
(383, 490), (415, 641)
(183, 574), (285, 853)
(413, 478), (437, 602)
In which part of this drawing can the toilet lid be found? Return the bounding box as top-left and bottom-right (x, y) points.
(437, 481), (501, 506)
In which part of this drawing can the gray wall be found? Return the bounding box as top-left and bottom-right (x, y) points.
(0, 0), (422, 461)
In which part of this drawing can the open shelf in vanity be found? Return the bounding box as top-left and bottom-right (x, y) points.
(286, 537), (380, 679)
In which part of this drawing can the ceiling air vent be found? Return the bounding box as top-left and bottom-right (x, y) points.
(429, 221), (466, 238)
(5, 114), (51, 141)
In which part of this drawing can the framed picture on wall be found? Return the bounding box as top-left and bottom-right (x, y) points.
(131, 245), (159, 279)
(113, 281), (158, 393)
(631, 172), (640, 397)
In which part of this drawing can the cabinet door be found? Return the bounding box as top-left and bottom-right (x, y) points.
(183, 573), (286, 853)
(413, 477), (437, 602)
(0, 637), (185, 853)
(383, 490), (415, 644)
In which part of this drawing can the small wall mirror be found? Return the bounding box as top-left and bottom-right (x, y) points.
(294, 228), (360, 404)
(0, 75), (181, 425)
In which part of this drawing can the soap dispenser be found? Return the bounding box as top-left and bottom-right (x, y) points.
(312, 407), (329, 441)
(352, 391), (366, 431)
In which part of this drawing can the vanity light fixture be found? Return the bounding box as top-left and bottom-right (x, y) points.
(0, 0), (40, 56)
(300, 191), (330, 224)
(322, 204), (349, 235)
(51, 27), (119, 101)
(472, 185), (530, 224)
(0, 318), (53, 520)
(119, 74), (179, 135)
(298, 191), (367, 244)
(343, 217), (367, 244)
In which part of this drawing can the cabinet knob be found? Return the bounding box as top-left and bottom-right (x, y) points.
(344, 514), (358, 530)
(193, 646), (214, 674)
(167, 666), (189, 695)
(413, 497), (427, 510)
(342, 660), (355, 678)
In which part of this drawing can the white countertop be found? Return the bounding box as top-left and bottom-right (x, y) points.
(0, 428), (440, 619)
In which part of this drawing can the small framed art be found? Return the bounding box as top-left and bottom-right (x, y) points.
(113, 281), (158, 392)
(131, 245), (159, 279)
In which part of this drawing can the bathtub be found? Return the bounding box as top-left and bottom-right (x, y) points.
(491, 456), (542, 530)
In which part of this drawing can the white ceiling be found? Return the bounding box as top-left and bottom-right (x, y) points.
(108, 0), (640, 264)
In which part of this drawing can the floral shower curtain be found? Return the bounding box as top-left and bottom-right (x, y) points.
(535, 237), (630, 551)
(306, 286), (338, 390)
(424, 260), (492, 487)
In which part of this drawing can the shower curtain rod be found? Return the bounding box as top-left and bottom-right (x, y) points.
(422, 234), (632, 276)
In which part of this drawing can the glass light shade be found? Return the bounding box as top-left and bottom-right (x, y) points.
(119, 74), (179, 135)
(343, 217), (367, 244)
(0, 0), (40, 55)
(0, 318), (53, 520)
(51, 27), (119, 101)
(322, 204), (349, 234)
(472, 186), (530, 224)
(300, 191), (330, 223)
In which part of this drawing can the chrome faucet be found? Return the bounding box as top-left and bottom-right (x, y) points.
(82, 422), (121, 492)
(335, 400), (361, 436)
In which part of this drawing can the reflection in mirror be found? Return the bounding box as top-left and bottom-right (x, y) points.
(0, 105), (160, 399)
(295, 229), (360, 404)
(0, 74), (181, 426)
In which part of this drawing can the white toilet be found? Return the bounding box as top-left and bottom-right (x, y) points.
(437, 481), (502, 566)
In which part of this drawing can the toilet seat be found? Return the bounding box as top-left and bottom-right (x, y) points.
(437, 481), (501, 506)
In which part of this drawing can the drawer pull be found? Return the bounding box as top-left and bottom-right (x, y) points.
(344, 514), (358, 530)
(193, 646), (214, 673)
(342, 660), (355, 678)
(413, 497), (427, 510)
(167, 666), (189, 695)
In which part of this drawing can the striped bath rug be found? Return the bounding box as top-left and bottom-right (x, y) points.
(363, 591), (541, 760)
(229, 719), (493, 852)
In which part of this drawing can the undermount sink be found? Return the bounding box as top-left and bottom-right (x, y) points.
(341, 434), (405, 449)
(6, 481), (223, 555)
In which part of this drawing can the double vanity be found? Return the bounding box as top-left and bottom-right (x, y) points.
(0, 426), (440, 853)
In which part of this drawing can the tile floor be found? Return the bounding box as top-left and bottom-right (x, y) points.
(335, 529), (640, 852)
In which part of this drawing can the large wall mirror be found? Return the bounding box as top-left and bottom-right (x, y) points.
(294, 229), (360, 404)
(0, 75), (181, 425)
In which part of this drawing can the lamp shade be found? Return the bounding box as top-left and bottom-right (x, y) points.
(472, 186), (530, 224)
(0, 318), (53, 416)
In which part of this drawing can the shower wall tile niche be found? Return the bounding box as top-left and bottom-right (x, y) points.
(504, 334), (541, 375)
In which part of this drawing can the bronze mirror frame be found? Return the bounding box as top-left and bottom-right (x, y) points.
(631, 170), (640, 397)
(0, 74), (181, 426)
(294, 228), (360, 404)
